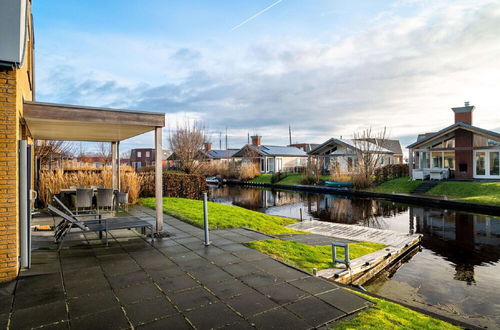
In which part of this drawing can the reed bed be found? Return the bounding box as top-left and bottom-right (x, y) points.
(38, 166), (142, 206)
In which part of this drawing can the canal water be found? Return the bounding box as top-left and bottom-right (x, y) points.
(209, 185), (500, 328)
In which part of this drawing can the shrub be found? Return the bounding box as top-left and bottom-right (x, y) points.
(38, 166), (141, 206)
(271, 172), (288, 184)
(374, 164), (409, 184)
(139, 172), (208, 199)
(239, 162), (260, 181)
(300, 175), (319, 185)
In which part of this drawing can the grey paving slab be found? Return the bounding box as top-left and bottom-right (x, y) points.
(67, 290), (119, 318)
(207, 279), (256, 299)
(317, 288), (372, 314)
(10, 300), (68, 330)
(239, 271), (283, 288)
(155, 274), (199, 293)
(70, 306), (129, 330)
(123, 296), (177, 326)
(114, 281), (163, 304)
(136, 314), (193, 330)
(169, 286), (218, 311)
(285, 296), (345, 327)
(255, 282), (310, 305)
(249, 307), (310, 330)
(185, 301), (243, 329)
(226, 290), (279, 317)
(289, 277), (339, 295)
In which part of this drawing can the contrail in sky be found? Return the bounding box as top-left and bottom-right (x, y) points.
(230, 0), (284, 31)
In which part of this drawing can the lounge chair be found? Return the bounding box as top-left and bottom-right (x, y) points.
(48, 202), (154, 250)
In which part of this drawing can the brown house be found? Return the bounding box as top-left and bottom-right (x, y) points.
(408, 103), (500, 180)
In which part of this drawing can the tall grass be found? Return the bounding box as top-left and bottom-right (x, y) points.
(196, 161), (259, 181)
(38, 166), (141, 206)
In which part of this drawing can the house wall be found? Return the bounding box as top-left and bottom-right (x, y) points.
(0, 2), (34, 282)
(455, 129), (473, 179)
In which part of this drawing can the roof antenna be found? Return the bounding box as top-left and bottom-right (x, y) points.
(289, 124), (292, 145)
(225, 127), (228, 150)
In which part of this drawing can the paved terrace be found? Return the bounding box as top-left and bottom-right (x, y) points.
(1, 206), (371, 330)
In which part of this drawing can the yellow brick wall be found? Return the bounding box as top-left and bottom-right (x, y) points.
(0, 0), (34, 282)
(0, 69), (20, 282)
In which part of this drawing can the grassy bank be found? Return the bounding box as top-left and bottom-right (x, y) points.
(427, 181), (500, 206)
(334, 292), (459, 330)
(249, 173), (331, 185)
(369, 177), (422, 194)
(245, 239), (386, 273)
(139, 197), (301, 235)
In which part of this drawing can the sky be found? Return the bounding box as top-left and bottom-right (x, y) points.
(32, 0), (500, 155)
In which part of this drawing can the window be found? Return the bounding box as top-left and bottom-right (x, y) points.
(431, 152), (443, 168)
(419, 152), (430, 168)
(443, 152), (455, 169)
(260, 158), (265, 172)
(476, 152), (486, 175)
(489, 152), (499, 176)
(137, 152), (142, 157)
(146, 151), (150, 157)
(276, 158), (283, 172)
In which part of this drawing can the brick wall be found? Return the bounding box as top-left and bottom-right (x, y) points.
(0, 68), (19, 282)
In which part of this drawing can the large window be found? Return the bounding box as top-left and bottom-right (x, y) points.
(476, 152), (486, 176)
(443, 152), (455, 169)
(431, 152), (443, 168)
(490, 152), (499, 176)
(419, 152), (430, 168)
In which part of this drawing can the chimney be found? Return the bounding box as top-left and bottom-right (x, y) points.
(251, 135), (261, 147)
(452, 101), (474, 125)
(204, 142), (212, 151)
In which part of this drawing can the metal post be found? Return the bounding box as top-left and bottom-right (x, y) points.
(155, 127), (164, 233)
(203, 193), (210, 246)
(19, 141), (30, 268)
(299, 208), (303, 221)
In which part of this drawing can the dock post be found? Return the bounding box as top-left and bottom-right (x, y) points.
(332, 242), (349, 267)
(203, 193), (210, 246)
(300, 208), (303, 221)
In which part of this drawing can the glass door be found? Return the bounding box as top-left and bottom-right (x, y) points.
(474, 150), (500, 178)
(489, 151), (499, 176)
(475, 152), (486, 176)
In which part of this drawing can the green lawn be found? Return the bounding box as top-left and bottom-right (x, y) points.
(139, 197), (302, 235)
(249, 174), (272, 183)
(249, 173), (331, 185)
(426, 181), (500, 206)
(245, 239), (386, 273)
(370, 177), (422, 194)
(334, 292), (459, 330)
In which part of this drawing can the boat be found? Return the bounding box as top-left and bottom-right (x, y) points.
(206, 176), (222, 185)
(324, 181), (353, 188)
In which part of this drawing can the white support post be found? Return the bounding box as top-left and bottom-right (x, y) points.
(408, 149), (414, 180)
(111, 142), (117, 190)
(117, 141), (121, 191)
(155, 127), (164, 233)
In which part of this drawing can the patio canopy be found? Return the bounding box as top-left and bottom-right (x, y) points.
(23, 101), (165, 142)
(23, 100), (166, 233)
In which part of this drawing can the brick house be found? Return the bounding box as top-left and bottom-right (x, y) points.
(130, 148), (172, 169)
(408, 103), (500, 180)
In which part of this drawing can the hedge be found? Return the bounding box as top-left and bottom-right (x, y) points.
(139, 172), (208, 199)
(374, 164), (409, 184)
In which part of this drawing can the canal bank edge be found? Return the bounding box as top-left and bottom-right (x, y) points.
(226, 180), (500, 217)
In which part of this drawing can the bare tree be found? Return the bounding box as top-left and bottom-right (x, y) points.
(169, 121), (206, 174)
(34, 140), (74, 170)
(351, 127), (388, 188)
(96, 142), (112, 166)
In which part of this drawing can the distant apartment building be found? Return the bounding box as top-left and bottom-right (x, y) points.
(130, 148), (172, 169)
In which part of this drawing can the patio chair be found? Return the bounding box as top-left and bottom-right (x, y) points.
(48, 203), (153, 250)
(75, 188), (94, 214)
(91, 185), (103, 190)
(96, 188), (114, 212)
(117, 186), (130, 210)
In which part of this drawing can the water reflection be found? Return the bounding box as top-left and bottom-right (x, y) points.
(210, 185), (500, 327)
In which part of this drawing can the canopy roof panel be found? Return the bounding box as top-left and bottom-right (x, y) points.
(23, 101), (165, 142)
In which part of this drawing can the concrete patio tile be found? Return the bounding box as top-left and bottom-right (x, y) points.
(226, 290), (279, 317)
(169, 286), (218, 311)
(108, 269), (150, 290)
(123, 296), (177, 326)
(155, 274), (199, 293)
(189, 267), (235, 285)
(146, 265), (186, 280)
(32, 320), (70, 330)
(231, 249), (269, 262)
(289, 277), (338, 295)
(65, 276), (111, 298)
(222, 262), (259, 278)
(191, 245), (226, 257)
(15, 273), (63, 296)
(285, 296), (345, 328)
(70, 306), (129, 330)
(115, 281), (163, 304)
(185, 301), (243, 329)
(0, 314), (8, 330)
(218, 243), (250, 252)
(249, 307), (311, 330)
(316, 288), (372, 314)
(10, 300), (68, 330)
(238, 271), (283, 288)
(255, 282), (310, 305)
(207, 279), (255, 299)
(217, 319), (257, 330)
(181, 258), (215, 273)
(136, 314), (192, 330)
(206, 253), (243, 266)
(68, 289), (119, 318)
(13, 289), (66, 310)
(169, 251), (202, 264)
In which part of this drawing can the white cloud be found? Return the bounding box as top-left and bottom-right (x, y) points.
(36, 0), (500, 150)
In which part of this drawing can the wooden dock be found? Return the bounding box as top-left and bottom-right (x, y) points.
(288, 221), (422, 285)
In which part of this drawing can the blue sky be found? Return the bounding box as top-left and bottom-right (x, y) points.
(32, 0), (500, 154)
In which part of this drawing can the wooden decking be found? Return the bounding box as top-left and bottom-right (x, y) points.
(288, 221), (422, 285)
